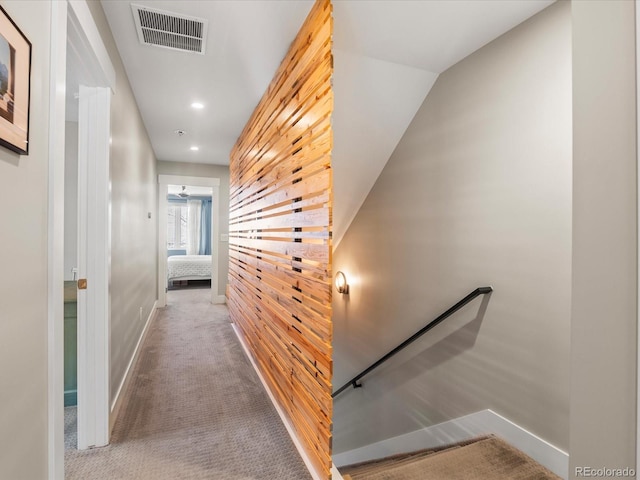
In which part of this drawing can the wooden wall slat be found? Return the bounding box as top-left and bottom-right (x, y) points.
(230, 205), (330, 231)
(228, 265), (332, 346)
(228, 0), (334, 478)
(231, 61), (332, 189)
(230, 169), (332, 220)
(229, 248), (331, 301)
(230, 114), (332, 208)
(231, 243), (329, 279)
(229, 257), (333, 331)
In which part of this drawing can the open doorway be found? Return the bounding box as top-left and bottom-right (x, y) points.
(158, 175), (222, 306)
(48, 1), (115, 475)
(62, 116), (78, 451)
(64, 11), (113, 454)
(166, 184), (213, 296)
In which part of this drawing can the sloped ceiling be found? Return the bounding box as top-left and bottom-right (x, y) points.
(331, 49), (438, 247)
(101, 0), (554, 247)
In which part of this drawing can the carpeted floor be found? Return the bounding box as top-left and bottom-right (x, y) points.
(65, 288), (312, 480)
(64, 406), (77, 451)
(341, 436), (562, 480)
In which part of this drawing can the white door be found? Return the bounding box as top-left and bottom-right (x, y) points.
(76, 85), (111, 449)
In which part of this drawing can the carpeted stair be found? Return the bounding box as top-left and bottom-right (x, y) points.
(340, 435), (562, 480)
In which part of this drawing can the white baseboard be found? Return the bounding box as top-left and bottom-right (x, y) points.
(214, 294), (226, 304)
(330, 464), (344, 479)
(232, 324), (343, 480)
(332, 409), (568, 480)
(109, 301), (158, 432)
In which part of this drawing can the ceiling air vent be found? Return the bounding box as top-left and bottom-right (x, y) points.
(131, 4), (208, 55)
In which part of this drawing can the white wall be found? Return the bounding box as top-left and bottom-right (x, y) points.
(0, 2), (52, 479)
(333, 1), (571, 454)
(0, 0), (158, 472)
(64, 121), (78, 281)
(157, 161), (230, 297)
(570, 0), (637, 475)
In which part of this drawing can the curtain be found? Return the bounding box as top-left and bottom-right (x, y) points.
(186, 199), (202, 255)
(199, 199), (212, 255)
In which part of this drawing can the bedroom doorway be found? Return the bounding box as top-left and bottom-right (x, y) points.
(158, 175), (222, 307)
(166, 184), (213, 294)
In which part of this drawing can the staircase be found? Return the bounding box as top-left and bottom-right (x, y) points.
(340, 436), (561, 480)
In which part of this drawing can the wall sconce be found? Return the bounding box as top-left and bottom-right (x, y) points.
(335, 271), (349, 294)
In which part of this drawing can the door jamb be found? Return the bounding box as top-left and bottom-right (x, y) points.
(636, 0), (640, 473)
(48, 2), (68, 478)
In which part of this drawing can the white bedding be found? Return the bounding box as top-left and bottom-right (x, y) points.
(167, 255), (211, 281)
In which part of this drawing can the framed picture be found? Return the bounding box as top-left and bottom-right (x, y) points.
(0, 6), (30, 155)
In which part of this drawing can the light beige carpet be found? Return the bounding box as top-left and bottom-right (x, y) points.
(341, 436), (561, 480)
(65, 287), (312, 480)
(64, 406), (77, 451)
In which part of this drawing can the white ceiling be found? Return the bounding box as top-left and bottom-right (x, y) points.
(333, 0), (556, 72)
(100, 0), (554, 245)
(331, 49), (438, 246)
(101, 0), (315, 165)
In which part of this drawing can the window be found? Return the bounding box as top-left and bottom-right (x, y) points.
(167, 204), (188, 249)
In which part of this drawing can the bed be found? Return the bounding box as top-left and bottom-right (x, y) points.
(167, 255), (212, 283)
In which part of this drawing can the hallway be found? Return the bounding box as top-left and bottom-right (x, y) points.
(65, 288), (312, 479)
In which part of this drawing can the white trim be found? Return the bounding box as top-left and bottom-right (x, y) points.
(68, 0), (116, 92)
(158, 174), (222, 307)
(76, 86), (111, 449)
(330, 465), (344, 480)
(332, 409), (568, 479)
(110, 301), (158, 431)
(158, 181), (168, 306)
(48, 1), (68, 478)
(232, 324), (342, 480)
(636, 0), (640, 473)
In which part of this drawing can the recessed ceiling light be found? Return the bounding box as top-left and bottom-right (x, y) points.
(191, 102), (204, 109)
(190, 146), (199, 151)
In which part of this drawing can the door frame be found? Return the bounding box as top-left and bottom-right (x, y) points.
(47, 2), (67, 477)
(636, 0), (640, 473)
(48, 1), (115, 478)
(158, 174), (223, 306)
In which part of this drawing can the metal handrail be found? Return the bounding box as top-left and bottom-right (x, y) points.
(332, 286), (493, 398)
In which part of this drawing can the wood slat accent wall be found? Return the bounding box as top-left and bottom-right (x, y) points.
(228, 0), (334, 478)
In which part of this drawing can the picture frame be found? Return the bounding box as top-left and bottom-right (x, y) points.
(0, 6), (31, 155)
